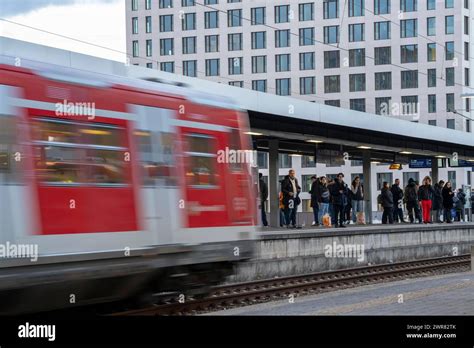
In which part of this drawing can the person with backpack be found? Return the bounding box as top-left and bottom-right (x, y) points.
(432, 180), (445, 223)
(418, 176), (435, 224)
(381, 182), (394, 224)
(281, 169), (301, 229)
(404, 178), (422, 224)
(309, 175), (319, 226)
(390, 179), (404, 223)
(455, 188), (466, 222)
(442, 182), (454, 223)
(329, 173), (348, 228)
(316, 176), (331, 226)
(259, 173), (268, 227)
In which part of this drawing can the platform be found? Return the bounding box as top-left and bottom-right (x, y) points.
(228, 222), (474, 283)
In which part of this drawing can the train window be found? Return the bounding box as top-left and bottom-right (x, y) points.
(33, 118), (128, 186)
(0, 116), (21, 183)
(185, 133), (218, 188)
(135, 130), (176, 187)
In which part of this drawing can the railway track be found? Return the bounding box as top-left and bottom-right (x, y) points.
(112, 254), (471, 316)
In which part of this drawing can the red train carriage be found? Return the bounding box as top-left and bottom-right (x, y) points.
(0, 59), (257, 314)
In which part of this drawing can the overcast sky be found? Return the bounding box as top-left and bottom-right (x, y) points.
(0, 0), (126, 62)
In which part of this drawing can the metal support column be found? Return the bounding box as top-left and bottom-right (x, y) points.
(431, 157), (439, 185)
(362, 151), (373, 224)
(268, 139), (280, 228)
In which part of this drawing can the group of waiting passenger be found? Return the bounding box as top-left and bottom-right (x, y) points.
(259, 170), (472, 228)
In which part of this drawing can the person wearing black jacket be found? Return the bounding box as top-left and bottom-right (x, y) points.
(329, 173), (348, 228)
(442, 182), (454, 223)
(404, 178), (422, 223)
(309, 175), (319, 226)
(390, 179), (404, 223)
(381, 182), (394, 224)
(350, 176), (364, 223)
(281, 169), (301, 228)
(316, 176), (331, 225)
(418, 176), (435, 223)
(455, 188), (466, 222)
(259, 173), (268, 227)
(432, 180), (445, 223)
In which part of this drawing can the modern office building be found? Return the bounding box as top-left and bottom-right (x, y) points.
(126, 0), (474, 216)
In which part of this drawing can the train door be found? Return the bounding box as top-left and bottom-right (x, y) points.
(132, 105), (180, 245)
(0, 85), (36, 244)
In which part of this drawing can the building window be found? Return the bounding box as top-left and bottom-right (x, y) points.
(182, 0), (195, 6)
(145, 0), (151, 9)
(374, 0), (390, 14)
(252, 80), (267, 92)
(160, 38), (174, 56)
(146, 39), (152, 57)
(375, 97), (391, 115)
(374, 21), (390, 40)
(445, 0), (453, 8)
(300, 52), (315, 70)
(257, 152), (268, 168)
(375, 72), (392, 90)
(300, 77), (316, 95)
(146, 16), (152, 33)
(205, 11), (219, 29)
(427, 68), (437, 87)
(146, 62), (153, 69)
(427, 43), (436, 61)
(465, 42), (469, 60)
(349, 23), (365, 42)
(205, 35), (219, 52)
(447, 119), (455, 130)
(228, 33), (242, 51)
(427, 17), (436, 36)
(160, 62), (174, 73)
(445, 67), (455, 86)
(349, 74), (366, 92)
(444, 41), (455, 60)
(251, 31), (266, 49)
(465, 68), (470, 86)
(228, 9), (242, 27)
(325, 100), (341, 107)
(299, 3), (314, 21)
(251, 7), (266, 25)
(401, 19), (417, 38)
(465, 16), (469, 35)
(205, 59), (220, 76)
(276, 78), (291, 96)
(324, 51), (340, 68)
(182, 13), (196, 30)
(182, 36), (196, 54)
(401, 0), (417, 12)
(401, 70), (418, 89)
(275, 5), (290, 23)
(279, 154), (292, 168)
(400, 44), (418, 63)
(428, 94), (436, 113)
(349, 0), (364, 16)
(131, 0), (138, 11)
(427, 0), (435, 9)
(446, 93), (455, 112)
(349, 48), (365, 67)
(324, 75), (340, 93)
(324, 26), (339, 44)
(159, 15), (173, 32)
(374, 46), (391, 65)
(228, 81), (243, 88)
(350, 99), (366, 112)
(401, 96), (418, 115)
(132, 17), (138, 34)
(428, 120), (437, 126)
(159, 0), (172, 7)
(302, 155), (316, 168)
(466, 120), (471, 133)
(183, 60), (197, 77)
(445, 15), (454, 34)
(324, 0), (339, 19)
(299, 28), (315, 46)
(228, 57), (243, 75)
(275, 54), (291, 72)
(132, 40), (139, 57)
(275, 30), (291, 47)
(251, 56), (267, 73)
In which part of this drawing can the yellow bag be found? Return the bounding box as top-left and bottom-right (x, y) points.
(322, 214), (331, 227)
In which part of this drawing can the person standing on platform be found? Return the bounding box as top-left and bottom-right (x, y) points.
(330, 173), (348, 228)
(404, 178), (422, 224)
(418, 176), (435, 224)
(317, 176), (331, 225)
(455, 188), (466, 222)
(281, 169), (301, 229)
(432, 180), (445, 223)
(309, 175), (319, 226)
(350, 176), (364, 223)
(278, 186), (286, 227)
(327, 179), (336, 226)
(381, 182), (394, 224)
(258, 173), (268, 227)
(442, 182), (454, 223)
(390, 179), (404, 223)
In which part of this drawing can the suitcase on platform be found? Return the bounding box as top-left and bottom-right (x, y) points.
(322, 214), (331, 227)
(356, 212), (366, 225)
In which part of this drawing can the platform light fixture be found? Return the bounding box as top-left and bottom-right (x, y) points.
(435, 155), (446, 158)
(306, 139), (324, 144)
(357, 145), (372, 149)
(244, 131), (263, 136)
(399, 151), (413, 155)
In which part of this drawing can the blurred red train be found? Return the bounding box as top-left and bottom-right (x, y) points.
(0, 58), (258, 314)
